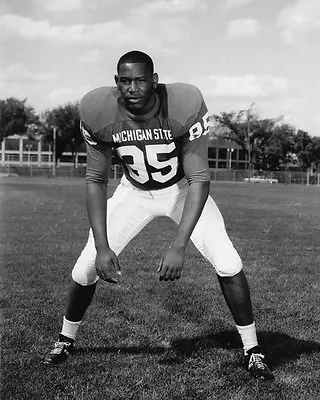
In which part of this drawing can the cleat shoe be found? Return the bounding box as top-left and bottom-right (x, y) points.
(44, 337), (75, 365)
(244, 346), (274, 380)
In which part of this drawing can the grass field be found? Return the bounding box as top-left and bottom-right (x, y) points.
(1, 177), (320, 400)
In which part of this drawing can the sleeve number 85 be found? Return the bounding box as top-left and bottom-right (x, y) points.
(189, 111), (210, 141)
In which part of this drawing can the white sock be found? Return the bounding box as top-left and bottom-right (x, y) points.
(60, 316), (81, 341)
(236, 322), (258, 355)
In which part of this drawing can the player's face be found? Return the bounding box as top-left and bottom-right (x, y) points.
(115, 63), (158, 115)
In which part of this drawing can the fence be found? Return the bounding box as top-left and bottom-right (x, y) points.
(0, 164), (123, 180)
(1, 164), (320, 185)
(209, 169), (320, 185)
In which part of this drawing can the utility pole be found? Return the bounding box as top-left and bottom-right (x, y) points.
(246, 103), (255, 172)
(25, 144), (32, 166)
(52, 126), (57, 177)
(239, 103), (255, 171)
(246, 113), (251, 171)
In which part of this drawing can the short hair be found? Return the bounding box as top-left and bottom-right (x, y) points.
(117, 50), (154, 74)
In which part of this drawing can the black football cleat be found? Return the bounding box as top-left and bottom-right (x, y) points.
(43, 336), (75, 365)
(244, 346), (274, 380)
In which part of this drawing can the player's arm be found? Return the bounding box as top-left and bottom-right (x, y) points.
(85, 143), (110, 250)
(175, 133), (210, 247)
(158, 133), (210, 281)
(82, 123), (121, 283)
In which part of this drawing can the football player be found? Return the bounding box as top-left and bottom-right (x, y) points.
(44, 50), (274, 380)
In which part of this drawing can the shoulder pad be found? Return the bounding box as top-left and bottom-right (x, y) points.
(79, 86), (119, 135)
(165, 83), (204, 126)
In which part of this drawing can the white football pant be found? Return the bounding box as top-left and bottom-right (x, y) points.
(72, 177), (242, 285)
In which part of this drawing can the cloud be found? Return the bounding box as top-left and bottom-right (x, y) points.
(203, 74), (288, 99)
(1, 14), (124, 43)
(257, 95), (320, 135)
(49, 88), (75, 100)
(0, 0), (203, 55)
(79, 49), (106, 64)
(0, 80), (35, 100)
(3, 63), (56, 82)
(226, 0), (256, 8)
(227, 18), (260, 39)
(48, 85), (91, 104)
(277, 0), (320, 43)
(0, 1), (10, 14)
(0, 63), (56, 105)
(31, 0), (87, 12)
(29, 0), (206, 15)
(134, 0), (205, 15)
(159, 75), (179, 83)
(0, 13), (189, 54)
(30, 0), (115, 12)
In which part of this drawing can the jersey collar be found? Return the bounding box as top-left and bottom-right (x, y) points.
(118, 92), (160, 121)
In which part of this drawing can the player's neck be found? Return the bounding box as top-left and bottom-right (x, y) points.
(136, 92), (157, 115)
(121, 92), (159, 119)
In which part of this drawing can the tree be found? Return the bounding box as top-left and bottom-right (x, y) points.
(213, 108), (260, 169)
(41, 103), (82, 163)
(262, 124), (295, 170)
(311, 136), (320, 169)
(213, 110), (299, 171)
(213, 111), (247, 149)
(0, 98), (38, 142)
(293, 130), (314, 171)
(248, 118), (275, 170)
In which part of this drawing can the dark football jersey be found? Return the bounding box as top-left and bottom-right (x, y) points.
(80, 83), (210, 190)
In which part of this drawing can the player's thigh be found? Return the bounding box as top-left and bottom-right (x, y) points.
(106, 184), (154, 254)
(72, 184), (153, 285)
(168, 194), (242, 277)
(191, 196), (242, 276)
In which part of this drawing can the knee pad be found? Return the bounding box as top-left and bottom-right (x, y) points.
(71, 267), (99, 286)
(71, 229), (98, 285)
(71, 247), (98, 286)
(214, 249), (243, 277)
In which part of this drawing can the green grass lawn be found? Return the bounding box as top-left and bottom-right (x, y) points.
(1, 177), (320, 400)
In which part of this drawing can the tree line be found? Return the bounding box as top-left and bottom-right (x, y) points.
(214, 110), (320, 172)
(1, 97), (320, 171)
(0, 97), (81, 164)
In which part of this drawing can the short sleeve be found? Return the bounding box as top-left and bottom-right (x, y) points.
(181, 96), (210, 184)
(80, 121), (112, 184)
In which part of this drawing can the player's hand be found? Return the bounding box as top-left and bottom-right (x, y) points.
(95, 247), (121, 283)
(157, 247), (185, 282)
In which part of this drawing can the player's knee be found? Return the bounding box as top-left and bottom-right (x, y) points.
(72, 236), (97, 285)
(71, 267), (98, 286)
(214, 251), (243, 277)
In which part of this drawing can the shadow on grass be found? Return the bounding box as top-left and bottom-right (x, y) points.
(171, 330), (320, 368)
(76, 329), (320, 367)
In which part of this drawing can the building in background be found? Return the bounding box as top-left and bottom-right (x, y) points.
(0, 133), (248, 170)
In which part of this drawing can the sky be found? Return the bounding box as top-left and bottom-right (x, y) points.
(1, 0), (319, 136)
